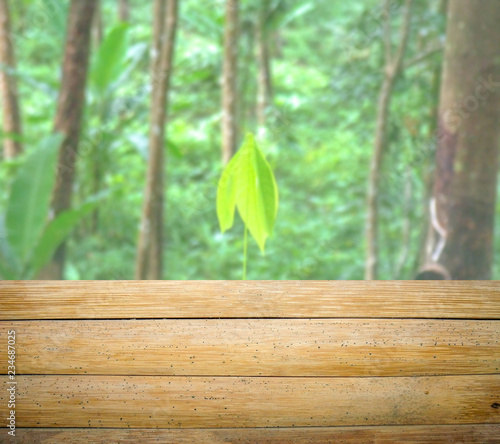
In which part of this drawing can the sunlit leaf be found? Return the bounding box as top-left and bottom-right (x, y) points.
(216, 133), (278, 253)
(234, 134), (278, 252)
(216, 150), (241, 233)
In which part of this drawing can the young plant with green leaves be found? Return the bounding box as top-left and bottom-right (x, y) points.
(0, 134), (104, 279)
(217, 133), (278, 279)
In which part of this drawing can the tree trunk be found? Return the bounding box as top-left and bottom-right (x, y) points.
(222, 0), (239, 165)
(0, 0), (23, 159)
(42, 0), (96, 279)
(417, 0), (500, 280)
(118, 0), (130, 22)
(90, 0), (103, 233)
(135, 0), (178, 280)
(256, 1), (273, 129)
(92, 0), (103, 48)
(365, 0), (412, 280)
(146, 0), (167, 280)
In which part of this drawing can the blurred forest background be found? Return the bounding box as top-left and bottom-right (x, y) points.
(0, 0), (499, 280)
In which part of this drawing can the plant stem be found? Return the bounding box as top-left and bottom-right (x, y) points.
(242, 225), (248, 280)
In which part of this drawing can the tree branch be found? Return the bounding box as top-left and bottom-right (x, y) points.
(391, 0), (413, 76)
(383, 0), (392, 65)
(403, 44), (443, 69)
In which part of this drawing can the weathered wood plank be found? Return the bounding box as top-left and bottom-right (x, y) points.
(1, 319), (498, 376)
(1, 281), (499, 319)
(10, 425), (500, 443)
(1, 375), (499, 428)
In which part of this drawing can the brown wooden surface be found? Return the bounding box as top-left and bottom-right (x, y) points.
(1, 281), (500, 319)
(1, 319), (498, 377)
(1, 375), (499, 428)
(1, 281), (498, 436)
(11, 425), (500, 443)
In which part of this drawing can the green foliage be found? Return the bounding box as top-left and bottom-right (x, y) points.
(6, 134), (61, 265)
(1, 136), (105, 279)
(90, 23), (130, 96)
(29, 195), (104, 278)
(217, 134), (278, 253)
(2, 0), (464, 280)
(268, 2), (314, 30)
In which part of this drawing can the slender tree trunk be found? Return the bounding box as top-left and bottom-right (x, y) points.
(365, 0), (412, 280)
(417, 0), (500, 280)
(90, 0), (103, 233)
(256, 1), (273, 129)
(222, 0), (239, 165)
(151, 0), (165, 73)
(238, 21), (254, 133)
(42, 0), (96, 279)
(146, 0), (167, 280)
(135, 0), (178, 280)
(92, 0), (103, 48)
(118, 0), (130, 22)
(0, 0), (23, 159)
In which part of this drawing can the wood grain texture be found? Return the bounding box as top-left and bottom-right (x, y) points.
(11, 425), (500, 443)
(1, 319), (498, 376)
(1, 375), (499, 428)
(2, 282), (499, 434)
(1, 281), (499, 319)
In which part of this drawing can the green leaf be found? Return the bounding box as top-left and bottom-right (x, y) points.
(216, 133), (279, 253)
(216, 149), (241, 233)
(90, 23), (129, 95)
(5, 133), (63, 266)
(27, 193), (107, 278)
(234, 134), (278, 252)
